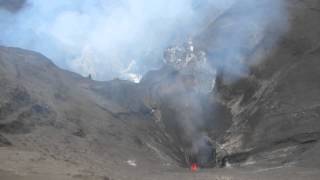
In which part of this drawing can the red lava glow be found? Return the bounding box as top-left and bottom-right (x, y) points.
(191, 163), (199, 172)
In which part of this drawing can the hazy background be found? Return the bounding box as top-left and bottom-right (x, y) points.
(0, 0), (287, 82)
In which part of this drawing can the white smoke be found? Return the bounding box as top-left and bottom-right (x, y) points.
(0, 0), (202, 80)
(0, 0), (287, 81)
(203, 0), (288, 81)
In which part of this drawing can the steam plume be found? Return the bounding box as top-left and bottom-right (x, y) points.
(0, 0), (287, 82)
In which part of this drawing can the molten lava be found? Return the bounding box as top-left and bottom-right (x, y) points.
(191, 163), (199, 172)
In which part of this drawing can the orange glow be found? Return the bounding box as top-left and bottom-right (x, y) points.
(191, 163), (198, 172)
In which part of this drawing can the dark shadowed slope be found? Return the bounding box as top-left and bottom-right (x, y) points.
(213, 0), (320, 168)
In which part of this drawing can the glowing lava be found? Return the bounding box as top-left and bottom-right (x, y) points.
(191, 163), (199, 172)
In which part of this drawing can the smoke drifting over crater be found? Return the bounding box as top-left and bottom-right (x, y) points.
(0, 0), (26, 12)
(0, 0), (287, 81)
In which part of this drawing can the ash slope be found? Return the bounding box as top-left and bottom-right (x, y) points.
(0, 46), (176, 180)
